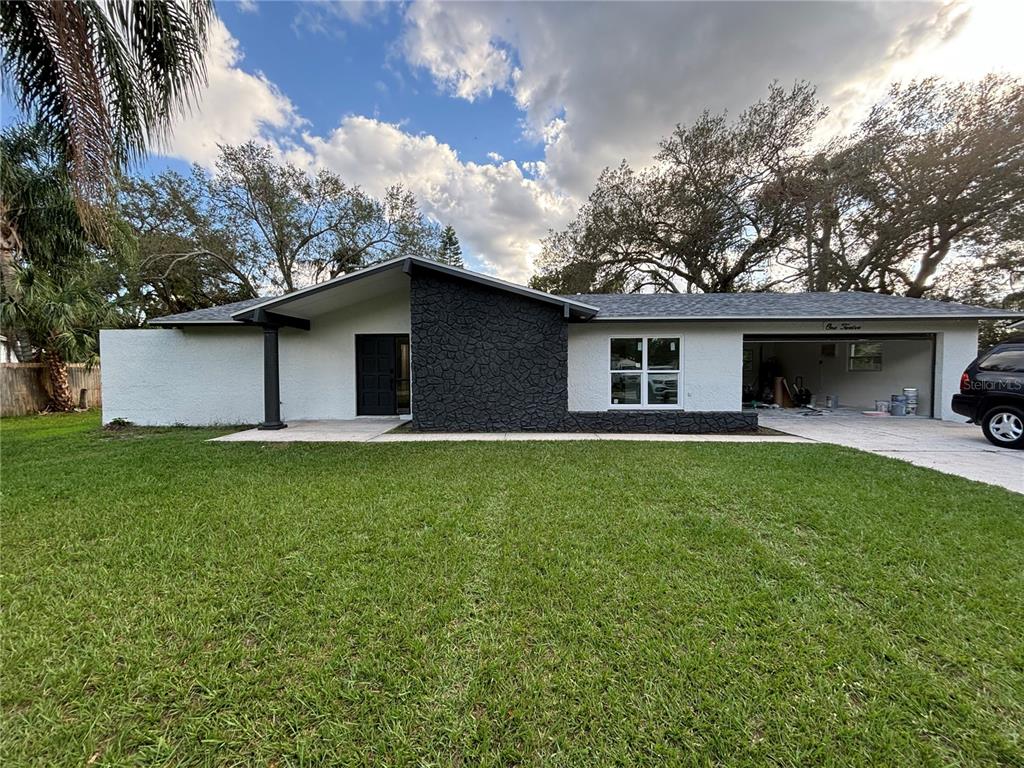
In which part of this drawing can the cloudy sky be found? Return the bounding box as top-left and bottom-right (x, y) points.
(29, 1), (1024, 281)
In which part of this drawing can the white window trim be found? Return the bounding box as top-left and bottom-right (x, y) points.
(608, 336), (683, 409)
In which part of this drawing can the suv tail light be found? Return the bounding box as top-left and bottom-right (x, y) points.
(960, 371), (971, 392)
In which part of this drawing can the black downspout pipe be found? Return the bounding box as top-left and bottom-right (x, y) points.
(258, 324), (286, 430)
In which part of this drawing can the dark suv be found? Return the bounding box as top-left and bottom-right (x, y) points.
(952, 336), (1024, 449)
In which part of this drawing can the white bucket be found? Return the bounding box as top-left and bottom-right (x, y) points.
(902, 387), (918, 415)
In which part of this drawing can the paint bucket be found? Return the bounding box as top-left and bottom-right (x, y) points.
(890, 394), (908, 417)
(874, 400), (891, 413)
(903, 387), (919, 416)
(825, 395), (838, 409)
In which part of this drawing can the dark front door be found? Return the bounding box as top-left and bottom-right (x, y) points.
(356, 334), (408, 415)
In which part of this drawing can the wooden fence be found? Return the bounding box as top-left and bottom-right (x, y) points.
(0, 363), (102, 417)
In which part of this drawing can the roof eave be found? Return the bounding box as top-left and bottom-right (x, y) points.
(148, 319), (250, 327)
(586, 313), (1024, 322)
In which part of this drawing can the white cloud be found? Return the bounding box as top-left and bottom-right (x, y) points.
(399, 0), (1004, 198)
(290, 0), (390, 38)
(401, 0), (515, 101)
(161, 21), (561, 280)
(236, 0), (258, 14)
(302, 117), (572, 281)
(163, 2), (1023, 283)
(164, 19), (301, 166)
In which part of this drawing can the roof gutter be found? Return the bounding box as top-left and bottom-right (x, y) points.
(585, 313), (1024, 322)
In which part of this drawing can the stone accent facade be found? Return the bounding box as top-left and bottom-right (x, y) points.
(562, 410), (757, 433)
(409, 270), (758, 433)
(410, 271), (569, 431)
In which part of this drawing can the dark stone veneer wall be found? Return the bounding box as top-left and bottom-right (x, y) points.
(410, 271), (569, 431)
(409, 271), (757, 433)
(563, 411), (756, 433)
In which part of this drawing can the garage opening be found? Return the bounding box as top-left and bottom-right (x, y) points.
(742, 334), (936, 418)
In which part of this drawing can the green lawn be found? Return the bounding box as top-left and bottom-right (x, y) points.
(2, 412), (1022, 766)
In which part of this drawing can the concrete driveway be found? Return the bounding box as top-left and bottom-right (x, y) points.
(759, 413), (1024, 494)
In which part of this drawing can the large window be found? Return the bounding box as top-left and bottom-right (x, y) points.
(848, 342), (883, 372)
(610, 337), (681, 406)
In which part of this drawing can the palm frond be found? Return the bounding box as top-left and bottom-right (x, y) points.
(0, 0), (214, 212)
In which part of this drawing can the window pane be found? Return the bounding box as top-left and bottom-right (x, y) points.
(979, 348), (1024, 372)
(611, 373), (642, 404)
(850, 342), (882, 358)
(647, 373), (678, 404)
(647, 337), (680, 370)
(611, 338), (643, 370)
(849, 342), (882, 371)
(849, 356), (881, 371)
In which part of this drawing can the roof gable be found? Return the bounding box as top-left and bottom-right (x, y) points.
(149, 257), (599, 326)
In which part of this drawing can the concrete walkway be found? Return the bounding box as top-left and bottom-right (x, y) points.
(211, 418), (808, 444)
(759, 413), (1024, 494)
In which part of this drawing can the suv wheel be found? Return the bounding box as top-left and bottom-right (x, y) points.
(981, 406), (1024, 449)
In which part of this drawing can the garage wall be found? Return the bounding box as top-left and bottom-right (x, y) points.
(568, 322), (744, 412)
(740, 318), (978, 421)
(101, 286), (410, 426)
(934, 325), (980, 421)
(744, 338), (934, 415)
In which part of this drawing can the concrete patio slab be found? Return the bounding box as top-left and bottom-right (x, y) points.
(759, 413), (1024, 494)
(211, 417), (402, 443)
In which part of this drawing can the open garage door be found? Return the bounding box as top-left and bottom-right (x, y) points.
(742, 334), (936, 417)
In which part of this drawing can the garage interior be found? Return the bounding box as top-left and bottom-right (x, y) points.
(742, 335), (935, 417)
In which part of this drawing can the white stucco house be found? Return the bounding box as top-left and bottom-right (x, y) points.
(100, 256), (1021, 432)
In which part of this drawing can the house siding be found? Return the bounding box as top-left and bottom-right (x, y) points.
(568, 323), (745, 412)
(408, 274), (759, 432)
(409, 271), (569, 431)
(568, 318), (977, 422)
(100, 284), (410, 426)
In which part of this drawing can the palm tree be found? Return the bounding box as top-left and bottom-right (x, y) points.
(0, 0), (214, 211)
(1, 265), (116, 411)
(1, 124), (121, 411)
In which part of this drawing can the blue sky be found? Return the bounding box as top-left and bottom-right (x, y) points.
(205, 2), (539, 169)
(4, 1), (1021, 281)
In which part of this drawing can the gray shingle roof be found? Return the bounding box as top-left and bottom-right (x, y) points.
(149, 286), (1020, 325)
(558, 291), (1020, 320)
(149, 297), (268, 325)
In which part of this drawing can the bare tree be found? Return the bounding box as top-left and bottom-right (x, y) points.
(116, 143), (443, 311)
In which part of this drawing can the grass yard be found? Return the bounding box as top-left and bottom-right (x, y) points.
(2, 412), (1023, 766)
